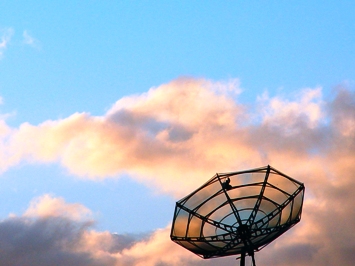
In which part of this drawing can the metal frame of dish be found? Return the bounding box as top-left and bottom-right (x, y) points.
(170, 165), (305, 266)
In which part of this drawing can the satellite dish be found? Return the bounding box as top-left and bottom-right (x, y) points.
(170, 165), (305, 266)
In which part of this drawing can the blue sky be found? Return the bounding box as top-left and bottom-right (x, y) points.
(1, 1), (354, 125)
(0, 1), (354, 265)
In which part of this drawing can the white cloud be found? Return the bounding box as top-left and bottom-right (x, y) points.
(23, 30), (41, 49)
(258, 87), (324, 130)
(0, 27), (14, 59)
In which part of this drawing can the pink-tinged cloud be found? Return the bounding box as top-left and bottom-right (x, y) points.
(0, 78), (348, 196)
(3, 78), (247, 195)
(0, 195), (224, 266)
(0, 78), (354, 265)
(23, 194), (92, 222)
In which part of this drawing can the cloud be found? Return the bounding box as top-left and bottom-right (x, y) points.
(0, 195), (112, 266)
(2, 78), (246, 195)
(0, 195), (207, 266)
(0, 27), (14, 59)
(0, 78), (346, 195)
(23, 194), (92, 222)
(0, 78), (354, 265)
(22, 30), (41, 49)
(257, 86), (324, 130)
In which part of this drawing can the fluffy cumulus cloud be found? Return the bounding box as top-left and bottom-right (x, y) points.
(0, 194), (206, 266)
(0, 78), (354, 265)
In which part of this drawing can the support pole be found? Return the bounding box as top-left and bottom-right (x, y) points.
(251, 254), (256, 266)
(240, 251), (245, 266)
